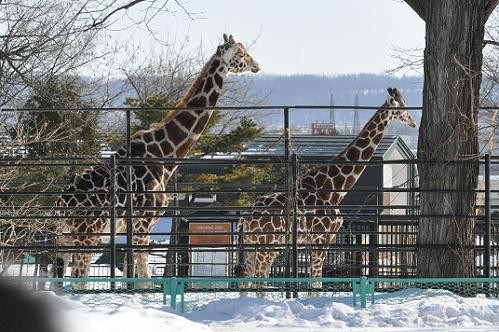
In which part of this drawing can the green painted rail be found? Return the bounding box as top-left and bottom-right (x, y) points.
(6, 276), (499, 312)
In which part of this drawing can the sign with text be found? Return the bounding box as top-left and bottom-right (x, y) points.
(189, 223), (231, 245)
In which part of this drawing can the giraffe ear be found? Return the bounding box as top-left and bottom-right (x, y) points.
(223, 33), (229, 43)
(228, 34), (235, 44)
(392, 88), (400, 97)
(387, 87), (394, 97)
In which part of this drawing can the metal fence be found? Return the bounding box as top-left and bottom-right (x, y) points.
(0, 105), (498, 292)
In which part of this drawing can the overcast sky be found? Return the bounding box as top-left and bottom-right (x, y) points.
(111, 0), (425, 75)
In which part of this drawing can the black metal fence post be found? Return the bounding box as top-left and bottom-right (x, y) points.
(291, 153), (299, 298)
(283, 107), (292, 298)
(369, 188), (379, 277)
(126, 110), (134, 280)
(484, 154), (491, 278)
(110, 154), (117, 287)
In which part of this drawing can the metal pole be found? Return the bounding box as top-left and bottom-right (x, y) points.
(110, 154), (117, 287)
(484, 154), (491, 278)
(369, 188), (379, 277)
(291, 153), (299, 298)
(164, 172), (179, 277)
(126, 110), (134, 279)
(283, 107), (292, 298)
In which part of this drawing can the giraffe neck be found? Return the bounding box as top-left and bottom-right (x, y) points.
(301, 107), (391, 204)
(131, 53), (228, 159)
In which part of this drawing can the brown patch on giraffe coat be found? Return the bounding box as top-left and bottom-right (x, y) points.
(306, 218), (313, 229)
(146, 143), (162, 157)
(373, 133), (383, 144)
(331, 192), (341, 203)
(346, 147), (360, 160)
(361, 147), (374, 159)
(345, 175), (356, 188)
(276, 194), (286, 204)
(341, 165), (353, 175)
(304, 194), (316, 205)
(301, 176), (315, 190)
(149, 165), (165, 180)
(367, 122), (376, 131)
(187, 96), (207, 107)
(214, 73), (223, 87)
(328, 167), (340, 178)
(333, 175), (345, 189)
(159, 140), (174, 156)
(354, 165), (364, 173)
(176, 112), (197, 130)
(312, 221), (326, 232)
(154, 128), (166, 142)
(193, 113), (211, 133)
(356, 138), (369, 149)
(315, 173), (327, 186)
(323, 178), (333, 190)
(203, 77), (214, 93)
(209, 91), (219, 105)
(166, 123), (188, 146)
(209, 59), (220, 74)
(142, 132), (153, 142)
(262, 222), (274, 233)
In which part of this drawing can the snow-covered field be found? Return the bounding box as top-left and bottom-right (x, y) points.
(35, 288), (499, 332)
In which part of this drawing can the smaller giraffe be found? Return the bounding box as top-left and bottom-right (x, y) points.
(237, 88), (416, 292)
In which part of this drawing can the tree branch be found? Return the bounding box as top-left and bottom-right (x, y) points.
(404, 0), (428, 21)
(484, 39), (499, 48)
(85, 0), (148, 31)
(485, 0), (499, 19)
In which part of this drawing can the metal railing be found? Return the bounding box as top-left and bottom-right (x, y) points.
(0, 105), (498, 289)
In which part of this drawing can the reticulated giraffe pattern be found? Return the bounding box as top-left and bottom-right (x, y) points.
(55, 34), (260, 286)
(237, 88), (416, 287)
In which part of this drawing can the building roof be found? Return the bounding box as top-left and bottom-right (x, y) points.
(242, 134), (415, 160)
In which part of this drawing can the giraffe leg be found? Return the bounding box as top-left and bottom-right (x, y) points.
(309, 250), (326, 297)
(254, 251), (279, 298)
(71, 252), (93, 290)
(239, 251), (256, 291)
(133, 234), (153, 289)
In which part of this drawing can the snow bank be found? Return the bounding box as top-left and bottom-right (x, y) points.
(34, 288), (499, 332)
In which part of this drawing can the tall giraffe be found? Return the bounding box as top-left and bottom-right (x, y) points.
(55, 34), (260, 285)
(237, 88), (416, 287)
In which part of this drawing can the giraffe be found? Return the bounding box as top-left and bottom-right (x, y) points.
(236, 88), (416, 290)
(54, 34), (260, 287)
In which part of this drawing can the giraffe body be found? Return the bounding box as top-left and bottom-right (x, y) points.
(55, 34), (260, 286)
(237, 88), (416, 288)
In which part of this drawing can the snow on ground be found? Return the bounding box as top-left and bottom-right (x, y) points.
(33, 288), (499, 332)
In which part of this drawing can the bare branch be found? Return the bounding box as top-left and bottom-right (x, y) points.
(403, 0), (428, 21)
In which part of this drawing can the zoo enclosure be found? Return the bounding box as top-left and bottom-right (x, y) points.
(0, 105), (498, 286)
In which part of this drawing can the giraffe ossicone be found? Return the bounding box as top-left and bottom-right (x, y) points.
(53, 34), (260, 288)
(236, 87), (416, 293)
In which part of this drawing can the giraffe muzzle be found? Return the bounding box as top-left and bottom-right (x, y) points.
(250, 62), (261, 73)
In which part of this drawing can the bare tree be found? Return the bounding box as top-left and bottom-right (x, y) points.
(0, 0), (194, 107)
(403, 0), (499, 277)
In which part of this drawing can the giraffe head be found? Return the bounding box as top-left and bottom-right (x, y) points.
(218, 34), (260, 73)
(386, 87), (417, 128)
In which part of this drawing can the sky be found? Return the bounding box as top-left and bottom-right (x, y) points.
(110, 0), (426, 75)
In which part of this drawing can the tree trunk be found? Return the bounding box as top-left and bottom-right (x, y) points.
(416, 1), (492, 277)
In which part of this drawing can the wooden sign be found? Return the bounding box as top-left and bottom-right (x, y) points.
(189, 223), (231, 245)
